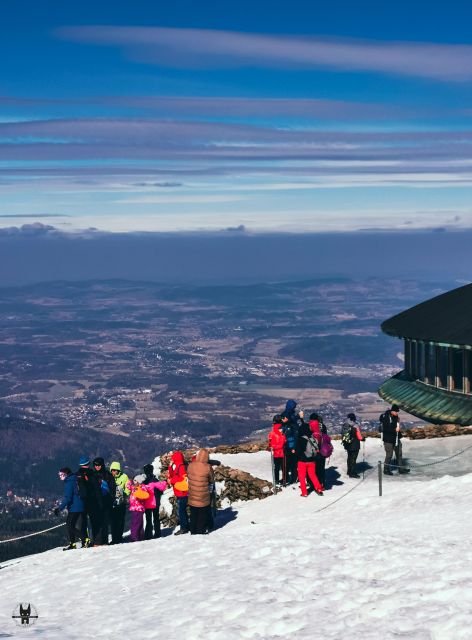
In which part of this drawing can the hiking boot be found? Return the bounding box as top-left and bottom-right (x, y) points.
(315, 489), (324, 496)
(300, 493), (308, 498)
(383, 468), (393, 476)
(350, 473), (361, 479)
(82, 537), (92, 548)
(399, 468), (411, 474)
(63, 543), (77, 551)
(174, 528), (188, 536)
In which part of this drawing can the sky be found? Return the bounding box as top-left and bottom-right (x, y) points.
(3, 0), (472, 236)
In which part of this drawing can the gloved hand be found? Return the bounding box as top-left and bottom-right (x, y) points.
(53, 507), (60, 516)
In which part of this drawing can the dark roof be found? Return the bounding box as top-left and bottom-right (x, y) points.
(381, 283), (472, 345)
(379, 371), (472, 425)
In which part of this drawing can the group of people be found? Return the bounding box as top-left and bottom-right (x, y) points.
(55, 449), (219, 550)
(268, 400), (410, 497)
(55, 400), (410, 549)
(268, 400), (334, 497)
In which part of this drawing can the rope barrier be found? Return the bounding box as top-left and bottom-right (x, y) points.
(314, 466), (377, 514)
(0, 522), (65, 545)
(385, 437), (472, 470)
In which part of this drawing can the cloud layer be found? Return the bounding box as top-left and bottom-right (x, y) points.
(57, 26), (472, 82)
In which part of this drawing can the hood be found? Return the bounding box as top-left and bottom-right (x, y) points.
(298, 423), (311, 438)
(272, 422), (282, 432)
(110, 461), (121, 472)
(309, 419), (320, 432)
(171, 451), (185, 466)
(285, 399), (297, 412)
(195, 449), (209, 463)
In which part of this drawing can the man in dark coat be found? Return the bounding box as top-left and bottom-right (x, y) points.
(75, 456), (103, 546)
(92, 457), (116, 545)
(342, 413), (364, 478)
(381, 405), (410, 475)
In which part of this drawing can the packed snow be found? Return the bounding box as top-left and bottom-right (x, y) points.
(2, 436), (472, 639)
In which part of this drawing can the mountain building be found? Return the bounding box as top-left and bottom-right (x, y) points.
(379, 283), (472, 425)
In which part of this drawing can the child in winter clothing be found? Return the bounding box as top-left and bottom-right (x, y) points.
(126, 475), (150, 542)
(168, 451), (189, 535)
(268, 415), (286, 486)
(143, 463), (167, 539)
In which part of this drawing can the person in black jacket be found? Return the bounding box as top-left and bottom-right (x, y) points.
(92, 457), (116, 545)
(342, 413), (364, 478)
(143, 463), (164, 539)
(281, 399), (302, 485)
(381, 405), (410, 475)
(76, 457), (105, 546)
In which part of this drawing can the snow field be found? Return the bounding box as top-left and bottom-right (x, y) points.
(2, 437), (472, 639)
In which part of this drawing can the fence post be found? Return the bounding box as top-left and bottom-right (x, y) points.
(378, 461), (383, 497)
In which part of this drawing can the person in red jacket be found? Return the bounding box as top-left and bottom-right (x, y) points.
(268, 415), (287, 486)
(168, 451), (189, 535)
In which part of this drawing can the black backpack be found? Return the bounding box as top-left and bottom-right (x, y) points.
(379, 412), (391, 433)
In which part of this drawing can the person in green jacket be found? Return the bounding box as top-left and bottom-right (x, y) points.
(110, 461), (131, 544)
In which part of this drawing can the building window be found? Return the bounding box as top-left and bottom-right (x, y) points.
(425, 344), (436, 385)
(418, 342), (425, 380)
(411, 341), (418, 378)
(404, 339), (411, 374)
(437, 347), (449, 389)
(452, 349), (464, 392)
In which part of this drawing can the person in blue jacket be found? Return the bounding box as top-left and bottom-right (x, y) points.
(54, 467), (87, 550)
(281, 399), (302, 485)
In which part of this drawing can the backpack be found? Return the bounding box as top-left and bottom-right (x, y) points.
(133, 486), (150, 501)
(320, 434), (334, 458)
(379, 412), (391, 433)
(174, 473), (189, 492)
(303, 434), (319, 458)
(76, 471), (90, 501)
(100, 478), (110, 496)
(341, 427), (354, 449)
(115, 483), (125, 506)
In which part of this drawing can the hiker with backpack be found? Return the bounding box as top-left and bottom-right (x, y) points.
(168, 450), (190, 535)
(54, 467), (87, 550)
(187, 448), (215, 534)
(109, 461), (131, 544)
(296, 422), (324, 496)
(310, 415), (333, 490)
(281, 400), (301, 485)
(380, 404), (410, 475)
(75, 456), (103, 547)
(341, 413), (365, 478)
(268, 415), (287, 487)
(125, 474), (152, 542)
(93, 457), (116, 545)
(143, 463), (167, 539)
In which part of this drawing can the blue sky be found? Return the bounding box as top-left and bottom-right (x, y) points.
(3, 0), (472, 233)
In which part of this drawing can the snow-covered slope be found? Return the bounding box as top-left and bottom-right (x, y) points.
(2, 437), (472, 639)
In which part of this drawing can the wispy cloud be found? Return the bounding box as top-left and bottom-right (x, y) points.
(56, 26), (472, 82)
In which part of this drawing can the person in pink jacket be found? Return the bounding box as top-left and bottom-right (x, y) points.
(143, 463), (167, 539)
(126, 474), (149, 542)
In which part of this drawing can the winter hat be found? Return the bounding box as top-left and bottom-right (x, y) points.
(273, 414), (282, 424)
(143, 464), (154, 476)
(391, 404), (400, 412)
(309, 412), (320, 421)
(134, 474), (146, 483)
(79, 456), (90, 466)
(59, 467), (72, 476)
(110, 461), (121, 472)
(285, 399), (297, 412)
(93, 457), (105, 467)
(347, 413), (356, 422)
